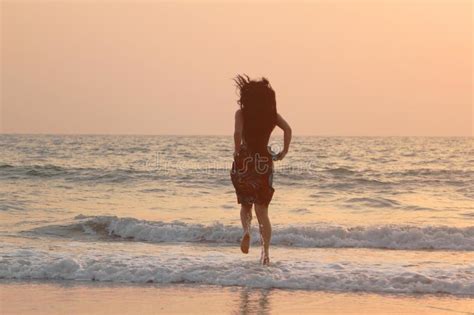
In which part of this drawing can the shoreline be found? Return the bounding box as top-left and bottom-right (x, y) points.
(1, 281), (473, 315)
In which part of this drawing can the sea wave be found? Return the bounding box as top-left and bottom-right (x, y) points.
(2, 162), (472, 188)
(345, 197), (400, 208)
(0, 164), (153, 183)
(24, 215), (474, 251)
(0, 248), (472, 295)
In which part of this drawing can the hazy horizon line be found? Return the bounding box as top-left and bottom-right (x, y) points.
(0, 132), (472, 138)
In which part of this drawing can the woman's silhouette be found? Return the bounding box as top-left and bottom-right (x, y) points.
(230, 74), (292, 265)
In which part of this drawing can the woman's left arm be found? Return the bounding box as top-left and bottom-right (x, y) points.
(234, 109), (244, 156)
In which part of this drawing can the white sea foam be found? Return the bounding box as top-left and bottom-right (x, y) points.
(25, 215), (474, 251)
(0, 247), (472, 295)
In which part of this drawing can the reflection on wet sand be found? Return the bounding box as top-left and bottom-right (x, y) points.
(237, 288), (271, 315)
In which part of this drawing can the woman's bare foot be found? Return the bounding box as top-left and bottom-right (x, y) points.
(262, 256), (270, 266)
(240, 232), (250, 254)
(260, 248), (270, 265)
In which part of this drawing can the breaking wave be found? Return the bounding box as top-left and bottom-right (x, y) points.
(1, 248), (472, 295)
(24, 215), (474, 251)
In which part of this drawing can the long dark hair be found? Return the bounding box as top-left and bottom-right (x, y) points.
(233, 74), (277, 153)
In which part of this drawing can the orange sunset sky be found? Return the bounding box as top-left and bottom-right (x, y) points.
(1, 0), (472, 136)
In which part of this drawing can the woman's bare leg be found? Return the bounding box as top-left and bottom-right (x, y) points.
(240, 204), (252, 253)
(254, 203), (271, 265)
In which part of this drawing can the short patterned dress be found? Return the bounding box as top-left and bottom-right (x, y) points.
(230, 144), (274, 206)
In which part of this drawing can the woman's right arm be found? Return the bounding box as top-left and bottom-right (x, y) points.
(276, 113), (292, 160)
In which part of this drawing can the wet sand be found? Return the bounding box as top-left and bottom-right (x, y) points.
(1, 281), (473, 315)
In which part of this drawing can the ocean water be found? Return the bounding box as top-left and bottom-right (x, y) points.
(0, 135), (473, 296)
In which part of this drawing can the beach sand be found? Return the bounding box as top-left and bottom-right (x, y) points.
(1, 281), (472, 315)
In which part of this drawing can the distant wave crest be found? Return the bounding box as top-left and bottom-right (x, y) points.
(2, 162), (472, 189)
